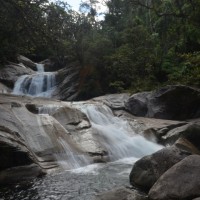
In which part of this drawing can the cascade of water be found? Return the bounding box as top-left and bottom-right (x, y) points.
(13, 64), (56, 97)
(36, 63), (44, 72)
(38, 105), (62, 115)
(80, 104), (162, 161)
(56, 137), (91, 169)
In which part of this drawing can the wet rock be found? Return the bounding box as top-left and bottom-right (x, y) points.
(129, 145), (191, 192)
(52, 106), (89, 130)
(149, 155), (200, 200)
(95, 187), (148, 200)
(51, 106), (106, 155)
(125, 85), (200, 120)
(17, 55), (37, 70)
(113, 110), (188, 142)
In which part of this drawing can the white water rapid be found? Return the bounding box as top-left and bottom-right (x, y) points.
(76, 103), (163, 161)
(13, 64), (56, 97)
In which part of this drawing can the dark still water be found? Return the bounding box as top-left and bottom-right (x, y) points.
(0, 158), (137, 200)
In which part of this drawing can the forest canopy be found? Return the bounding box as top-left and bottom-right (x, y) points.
(1, 0), (200, 97)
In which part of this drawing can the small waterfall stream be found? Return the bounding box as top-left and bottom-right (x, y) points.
(80, 103), (162, 161)
(56, 137), (91, 169)
(13, 64), (56, 97)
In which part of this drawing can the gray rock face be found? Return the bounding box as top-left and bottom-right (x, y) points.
(52, 65), (80, 100)
(93, 93), (130, 110)
(0, 64), (34, 88)
(125, 85), (200, 120)
(17, 55), (37, 70)
(129, 145), (191, 191)
(149, 155), (200, 200)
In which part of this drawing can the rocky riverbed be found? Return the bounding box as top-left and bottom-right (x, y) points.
(0, 56), (200, 200)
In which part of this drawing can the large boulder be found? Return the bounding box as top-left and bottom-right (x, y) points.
(149, 155), (200, 200)
(129, 145), (191, 192)
(125, 85), (200, 120)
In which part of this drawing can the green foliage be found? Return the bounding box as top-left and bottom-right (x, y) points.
(0, 0), (200, 96)
(168, 52), (200, 87)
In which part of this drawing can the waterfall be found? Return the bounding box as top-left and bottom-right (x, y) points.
(56, 137), (91, 169)
(13, 64), (56, 98)
(79, 104), (162, 161)
(36, 63), (44, 72)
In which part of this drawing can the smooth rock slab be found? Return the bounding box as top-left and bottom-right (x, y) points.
(93, 93), (130, 110)
(149, 155), (200, 200)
